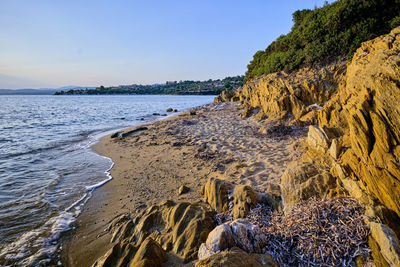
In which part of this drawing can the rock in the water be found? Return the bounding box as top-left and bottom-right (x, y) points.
(178, 185), (190, 195)
(166, 108), (173, 112)
(281, 161), (337, 210)
(196, 247), (277, 267)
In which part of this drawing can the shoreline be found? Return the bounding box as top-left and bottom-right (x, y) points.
(62, 102), (306, 266)
(61, 108), (203, 266)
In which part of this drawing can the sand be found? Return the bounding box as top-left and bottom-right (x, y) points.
(62, 102), (307, 266)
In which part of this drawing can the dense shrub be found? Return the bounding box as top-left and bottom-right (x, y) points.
(245, 0), (400, 82)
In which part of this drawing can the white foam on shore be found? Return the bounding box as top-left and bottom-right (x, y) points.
(0, 137), (115, 266)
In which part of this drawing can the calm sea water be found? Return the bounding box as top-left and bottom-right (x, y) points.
(0, 94), (214, 266)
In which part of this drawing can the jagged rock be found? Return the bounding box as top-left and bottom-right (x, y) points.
(196, 247), (277, 267)
(299, 110), (318, 124)
(214, 90), (238, 103)
(178, 185), (190, 195)
(236, 61), (346, 120)
(202, 178), (234, 213)
(329, 138), (342, 160)
(93, 237), (167, 267)
(95, 200), (215, 264)
(202, 178), (276, 218)
(130, 237), (167, 267)
(231, 185), (258, 219)
(369, 221), (400, 267)
(281, 161), (337, 210)
(319, 27), (400, 219)
(92, 241), (137, 267)
(307, 125), (330, 153)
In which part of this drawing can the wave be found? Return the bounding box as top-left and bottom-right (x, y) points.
(0, 154), (114, 266)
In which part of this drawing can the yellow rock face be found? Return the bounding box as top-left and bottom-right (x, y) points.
(235, 27), (400, 222)
(236, 61), (346, 120)
(338, 27), (400, 218)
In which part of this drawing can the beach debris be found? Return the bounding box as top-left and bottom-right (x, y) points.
(178, 185), (190, 195)
(262, 197), (370, 267)
(120, 127), (148, 138)
(111, 131), (123, 138)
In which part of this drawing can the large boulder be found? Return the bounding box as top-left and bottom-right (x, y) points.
(198, 219), (267, 261)
(196, 247), (278, 267)
(202, 178), (234, 213)
(307, 125), (331, 153)
(280, 161), (337, 210)
(202, 178), (274, 219)
(231, 185), (258, 219)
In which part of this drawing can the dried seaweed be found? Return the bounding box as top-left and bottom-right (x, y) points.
(212, 196), (369, 266)
(262, 197), (370, 267)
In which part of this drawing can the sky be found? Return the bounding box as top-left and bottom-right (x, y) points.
(0, 0), (333, 89)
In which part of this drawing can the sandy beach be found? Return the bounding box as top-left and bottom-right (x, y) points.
(62, 102), (307, 266)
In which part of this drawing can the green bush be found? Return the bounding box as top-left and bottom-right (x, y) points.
(245, 0), (400, 82)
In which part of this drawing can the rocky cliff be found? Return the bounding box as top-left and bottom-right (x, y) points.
(231, 27), (400, 266)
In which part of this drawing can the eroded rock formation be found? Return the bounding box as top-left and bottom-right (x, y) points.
(231, 26), (400, 266)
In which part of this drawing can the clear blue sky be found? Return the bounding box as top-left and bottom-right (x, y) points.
(0, 0), (333, 89)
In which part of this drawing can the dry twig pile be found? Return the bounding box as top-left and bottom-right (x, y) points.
(262, 197), (370, 266)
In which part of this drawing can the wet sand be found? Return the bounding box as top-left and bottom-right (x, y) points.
(63, 102), (306, 266)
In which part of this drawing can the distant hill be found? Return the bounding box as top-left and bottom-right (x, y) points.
(0, 86), (96, 95)
(245, 0), (400, 82)
(54, 76), (244, 95)
(0, 89), (58, 95)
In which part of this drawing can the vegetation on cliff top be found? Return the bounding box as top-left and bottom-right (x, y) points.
(245, 0), (400, 82)
(55, 76), (243, 95)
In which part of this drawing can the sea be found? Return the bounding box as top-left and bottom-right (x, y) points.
(0, 94), (214, 266)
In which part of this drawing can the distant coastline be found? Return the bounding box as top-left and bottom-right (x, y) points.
(54, 76), (243, 95)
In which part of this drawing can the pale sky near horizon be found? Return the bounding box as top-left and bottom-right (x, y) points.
(0, 0), (333, 89)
